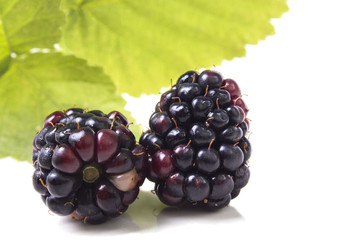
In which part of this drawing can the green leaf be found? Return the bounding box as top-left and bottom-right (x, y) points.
(0, 52), (138, 162)
(0, 21), (10, 75)
(61, 0), (288, 96)
(0, 0), (64, 77)
(0, 0), (64, 54)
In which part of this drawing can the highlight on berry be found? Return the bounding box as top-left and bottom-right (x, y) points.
(32, 108), (148, 224)
(140, 70), (251, 210)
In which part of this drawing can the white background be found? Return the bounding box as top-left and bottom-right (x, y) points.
(1, 0), (360, 239)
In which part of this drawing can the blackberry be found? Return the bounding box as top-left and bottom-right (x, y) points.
(141, 70), (251, 210)
(32, 108), (147, 224)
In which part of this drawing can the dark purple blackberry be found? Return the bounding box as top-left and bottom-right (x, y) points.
(173, 143), (194, 171)
(32, 108), (147, 224)
(191, 96), (214, 121)
(149, 112), (174, 137)
(139, 131), (164, 155)
(168, 102), (192, 126)
(141, 70), (252, 210)
(159, 89), (178, 111)
(178, 83), (202, 102)
(108, 111), (129, 126)
(176, 71), (199, 88)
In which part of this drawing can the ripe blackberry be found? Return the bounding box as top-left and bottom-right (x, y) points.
(32, 108), (147, 224)
(141, 70), (252, 210)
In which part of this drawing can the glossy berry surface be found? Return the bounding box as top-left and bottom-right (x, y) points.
(141, 69), (252, 210)
(32, 108), (147, 224)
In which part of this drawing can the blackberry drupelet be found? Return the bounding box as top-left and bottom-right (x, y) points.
(140, 70), (252, 210)
(32, 108), (147, 224)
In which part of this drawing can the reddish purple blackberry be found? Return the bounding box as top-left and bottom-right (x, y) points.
(32, 108), (147, 224)
(140, 70), (251, 210)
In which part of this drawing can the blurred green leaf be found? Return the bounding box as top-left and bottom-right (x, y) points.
(0, 0), (64, 56)
(0, 52), (137, 162)
(0, 0), (287, 162)
(0, 0), (64, 76)
(0, 23), (10, 75)
(61, 0), (288, 96)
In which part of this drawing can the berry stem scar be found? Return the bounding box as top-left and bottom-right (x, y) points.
(64, 202), (75, 207)
(133, 152), (145, 156)
(171, 97), (181, 102)
(186, 139), (191, 148)
(220, 84), (229, 89)
(152, 142), (161, 149)
(208, 138), (215, 150)
(39, 178), (47, 188)
(110, 117), (116, 130)
(206, 117), (214, 123)
(233, 96), (242, 105)
(171, 117), (178, 129)
(204, 85), (209, 97)
(32, 160), (38, 167)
